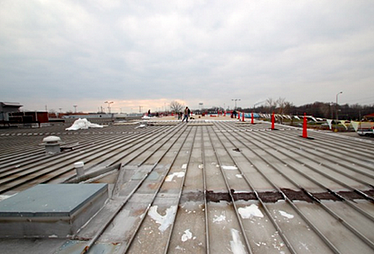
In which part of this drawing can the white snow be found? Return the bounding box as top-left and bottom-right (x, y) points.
(235, 174), (243, 179)
(181, 229), (193, 242)
(135, 124), (146, 129)
(181, 164), (187, 169)
(148, 205), (177, 232)
(0, 195), (13, 201)
(165, 172), (185, 182)
(255, 241), (267, 247)
(230, 229), (246, 254)
(299, 241), (310, 251)
(279, 210), (294, 219)
(222, 165), (238, 170)
(175, 246), (185, 251)
(238, 204), (264, 219)
(213, 214), (226, 223)
(65, 118), (104, 131)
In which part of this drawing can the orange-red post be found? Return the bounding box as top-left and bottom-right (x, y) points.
(302, 113), (308, 138)
(242, 112), (245, 122)
(271, 112), (275, 130)
(238, 111), (240, 120)
(251, 112), (254, 124)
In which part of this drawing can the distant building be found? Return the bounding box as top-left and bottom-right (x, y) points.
(0, 102), (50, 126)
(0, 102), (23, 122)
(9, 111), (49, 125)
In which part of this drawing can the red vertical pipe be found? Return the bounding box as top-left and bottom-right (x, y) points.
(302, 113), (308, 138)
(238, 111), (240, 120)
(271, 112), (275, 130)
(251, 112), (254, 124)
(242, 112), (245, 122)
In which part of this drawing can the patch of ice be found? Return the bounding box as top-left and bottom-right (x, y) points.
(235, 174), (243, 178)
(222, 165), (238, 170)
(148, 205), (177, 232)
(238, 204), (264, 219)
(279, 210), (294, 219)
(181, 229), (193, 242)
(299, 242), (310, 251)
(181, 164), (187, 169)
(213, 214), (226, 223)
(165, 172), (185, 182)
(230, 229), (246, 254)
(175, 245), (184, 251)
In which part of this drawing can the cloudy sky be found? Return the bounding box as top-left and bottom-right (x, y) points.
(1, 0), (373, 113)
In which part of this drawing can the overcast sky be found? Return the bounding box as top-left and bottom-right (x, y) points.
(1, 0), (373, 113)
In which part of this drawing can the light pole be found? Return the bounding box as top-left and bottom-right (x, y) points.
(335, 92), (342, 121)
(105, 101), (113, 114)
(232, 99), (240, 110)
(73, 105), (77, 113)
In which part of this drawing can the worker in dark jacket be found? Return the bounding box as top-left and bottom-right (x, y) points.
(182, 107), (190, 123)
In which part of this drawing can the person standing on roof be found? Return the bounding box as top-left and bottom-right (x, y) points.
(182, 106), (190, 123)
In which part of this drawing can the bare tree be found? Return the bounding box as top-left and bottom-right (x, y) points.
(318, 103), (331, 119)
(275, 97), (287, 124)
(276, 97), (286, 114)
(283, 101), (294, 115)
(170, 101), (183, 113)
(266, 98), (277, 113)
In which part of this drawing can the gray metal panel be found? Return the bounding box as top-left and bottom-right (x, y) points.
(0, 184), (107, 217)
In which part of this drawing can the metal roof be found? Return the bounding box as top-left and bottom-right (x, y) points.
(0, 117), (373, 254)
(0, 102), (22, 106)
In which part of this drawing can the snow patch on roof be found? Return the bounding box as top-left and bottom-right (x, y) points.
(213, 214), (226, 223)
(65, 118), (104, 131)
(222, 165), (238, 170)
(238, 204), (264, 219)
(148, 205), (177, 232)
(230, 229), (246, 254)
(181, 229), (193, 242)
(279, 210), (294, 219)
(165, 172), (185, 182)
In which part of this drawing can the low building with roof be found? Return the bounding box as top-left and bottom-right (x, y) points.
(0, 102), (23, 123)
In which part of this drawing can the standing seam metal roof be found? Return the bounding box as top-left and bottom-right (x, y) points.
(0, 118), (373, 254)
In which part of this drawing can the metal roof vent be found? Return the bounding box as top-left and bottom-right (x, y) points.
(74, 161), (85, 179)
(41, 136), (64, 155)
